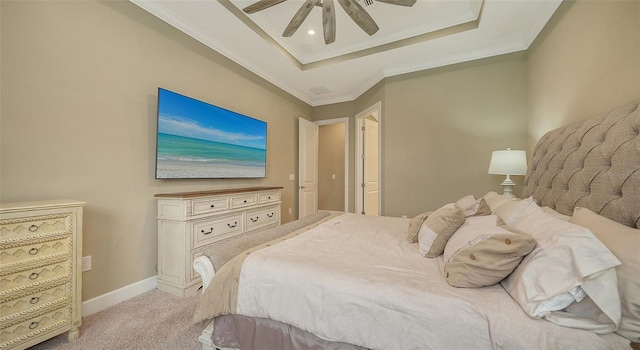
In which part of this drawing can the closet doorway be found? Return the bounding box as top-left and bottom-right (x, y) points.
(355, 102), (381, 216)
(316, 118), (349, 213)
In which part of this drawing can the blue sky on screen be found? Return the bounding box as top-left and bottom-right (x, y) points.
(157, 88), (267, 150)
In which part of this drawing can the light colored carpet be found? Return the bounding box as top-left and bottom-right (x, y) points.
(28, 289), (203, 350)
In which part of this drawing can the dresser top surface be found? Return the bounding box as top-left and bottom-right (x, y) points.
(0, 199), (86, 212)
(155, 186), (283, 199)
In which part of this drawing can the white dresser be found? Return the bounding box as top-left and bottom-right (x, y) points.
(155, 187), (282, 297)
(0, 200), (85, 349)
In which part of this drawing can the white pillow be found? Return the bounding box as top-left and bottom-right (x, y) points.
(494, 196), (533, 226)
(500, 201), (622, 333)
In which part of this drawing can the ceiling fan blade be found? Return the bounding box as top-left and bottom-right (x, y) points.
(375, 0), (417, 7)
(283, 0), (318, 37)
(336, 0), (379, 36)
(243, 0), (287, 14)
(323, 0), (336, 44)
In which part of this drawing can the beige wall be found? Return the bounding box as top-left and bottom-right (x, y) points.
(382, 53), (528, 217)
(318, 124), (346, 211)
(527, 0), (640, 151)
(0, 1), (311, 300)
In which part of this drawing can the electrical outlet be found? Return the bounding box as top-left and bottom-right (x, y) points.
(82, 256), (92, 272)
(289, 208), (292, 214)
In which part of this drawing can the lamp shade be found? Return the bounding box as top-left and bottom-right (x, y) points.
(488, 149), (527, 175)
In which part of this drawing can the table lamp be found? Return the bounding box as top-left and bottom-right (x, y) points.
(488, 148), (527, 198)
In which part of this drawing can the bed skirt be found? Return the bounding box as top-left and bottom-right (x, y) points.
(213, 314), (366, 350)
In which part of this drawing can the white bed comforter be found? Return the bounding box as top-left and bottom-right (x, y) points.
(234, 213), (627, 350)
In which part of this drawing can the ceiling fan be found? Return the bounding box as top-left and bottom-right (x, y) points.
(242, 0), (417, 44)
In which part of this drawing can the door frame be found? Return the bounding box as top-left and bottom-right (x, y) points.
(315, 118), (350, 213)
(355, 101), (382, 215)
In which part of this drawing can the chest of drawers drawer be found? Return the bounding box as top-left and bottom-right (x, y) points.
(258, 191), (280, 204)
(0, 282), (71, 325)
(1, 260), (72, 297)
(0, 303), (72, 347)
(1, 237), (72, 271)
(246, 205), (280, 232)
(0, 213), (72, 244)
(191, 197), (229, 216)
(230, 194), (258, 209)
(192, 214), (244, 249)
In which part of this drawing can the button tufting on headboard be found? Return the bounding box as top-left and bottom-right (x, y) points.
(523, 99), (640, 229)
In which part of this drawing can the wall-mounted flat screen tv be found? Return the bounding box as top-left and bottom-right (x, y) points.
(155, 88), (267, 179)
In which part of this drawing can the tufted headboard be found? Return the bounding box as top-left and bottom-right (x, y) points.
(522, 99), (640, 229)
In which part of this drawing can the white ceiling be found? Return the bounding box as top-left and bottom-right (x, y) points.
(130, 0), (562, 106)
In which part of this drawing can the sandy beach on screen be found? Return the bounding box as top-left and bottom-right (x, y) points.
(156, 160), (265, 178)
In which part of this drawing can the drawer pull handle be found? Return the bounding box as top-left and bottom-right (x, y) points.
(250, 217), (259, 223)
(29, 248), (39, 255)
(227, 222), (237, 228)
(28, 224), (39, 232)
(29, 322), (38, 329)
(30, 297), (40, 304)
(267, 213), (274, 218)
(201, 228), (214, 235)
(210, 204), (215, 208)
(243, 200), (247, 203)
(29, 273), (39, 280)
(267, 196), (271, 199)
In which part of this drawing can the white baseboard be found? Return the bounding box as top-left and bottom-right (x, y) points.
(82, 276), (157, 317)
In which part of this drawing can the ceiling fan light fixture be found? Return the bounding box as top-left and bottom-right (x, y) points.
(243, 0), (417, 45)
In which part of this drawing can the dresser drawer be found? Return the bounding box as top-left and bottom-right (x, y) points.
(246, 206), (280, 232)
(258, 191), (280, 204)
(191, 197), (229, 216)
(0, 282), (70, 324)
(192, 214), (244, 249)
(1, 237), (72, 272)
(230, 194), (257, 209)
(0, 260), (71, 297)
(0, 213), (72, 244)
(0, 304), (71, 347)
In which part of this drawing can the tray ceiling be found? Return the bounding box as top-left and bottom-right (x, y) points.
(130, 0), (562, 106)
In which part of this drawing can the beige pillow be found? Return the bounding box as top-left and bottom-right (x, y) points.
(455, 195), (492, 218)
(418, 207), (464, 258)
(570, 207), (640, 342)
(407, 211), (433, 243)
(443, 217), (536, 288)
(482, 191), (517, 213)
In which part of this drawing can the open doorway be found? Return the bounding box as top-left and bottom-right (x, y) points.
(355, 102), (381, 216)
(315, 118), (349, 213)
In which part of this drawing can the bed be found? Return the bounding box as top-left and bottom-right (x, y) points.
(192, 99), (639, 350)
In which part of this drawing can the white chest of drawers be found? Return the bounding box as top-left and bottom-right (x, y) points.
(155, 187), (282, 297)
(0, 200), (84, 349)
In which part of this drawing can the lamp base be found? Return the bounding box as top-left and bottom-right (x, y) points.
(501, 176), (516, 198)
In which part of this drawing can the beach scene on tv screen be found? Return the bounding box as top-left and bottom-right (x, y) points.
(156, 89), (267, 179)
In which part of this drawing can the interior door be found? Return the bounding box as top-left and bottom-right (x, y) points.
(298, 118), (318, 218)
(363, 118), (379, 216)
